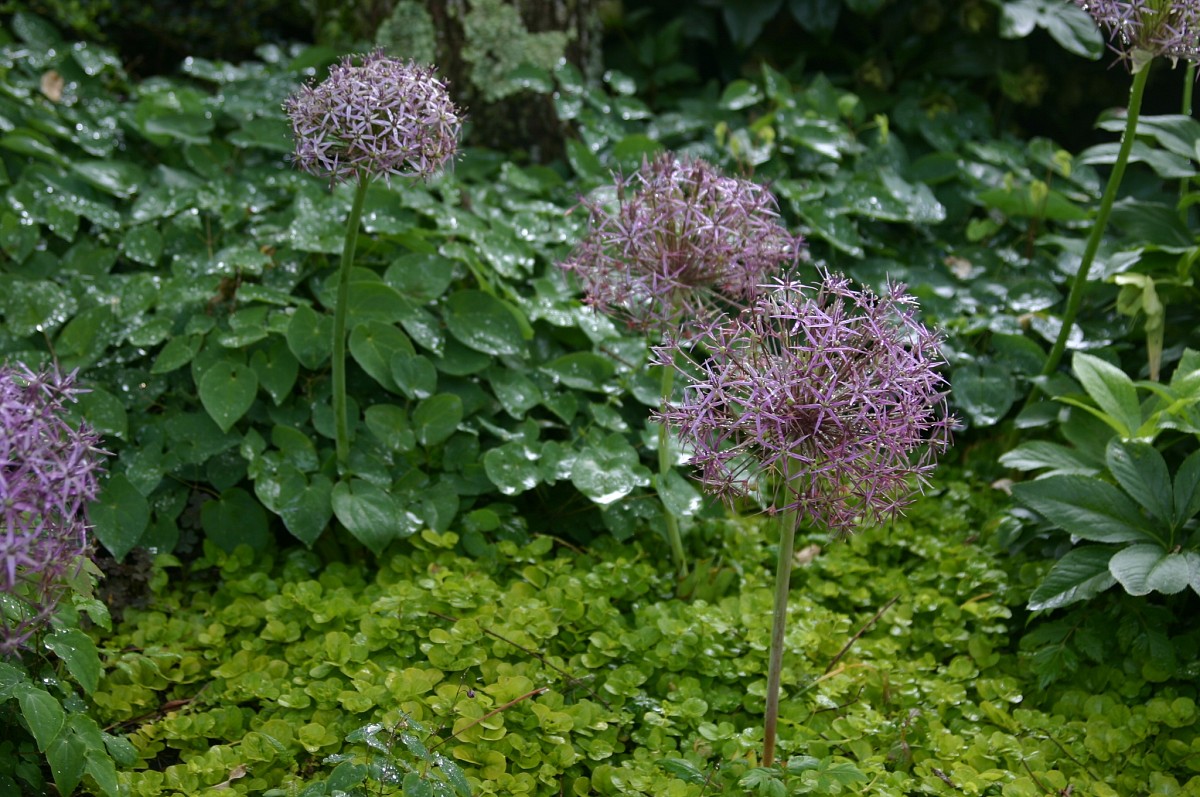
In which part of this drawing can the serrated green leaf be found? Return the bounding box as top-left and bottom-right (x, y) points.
(1070, 352), (1141, 437)
(1011, 475), (1159, 544)
(44, 629), (100, 695)
(1027, 546), (1117, 611)
(16, 684), (64, 751)
(89, 473), (149, 561)
(1106, 439), (1173, 524)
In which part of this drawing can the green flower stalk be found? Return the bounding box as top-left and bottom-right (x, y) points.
(1043, 1), (1200, 379)
(286, 52), (461, 465)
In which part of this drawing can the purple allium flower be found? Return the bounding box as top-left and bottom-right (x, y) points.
(285, 51), (462, 185)
(560, 154), (803, 334)
(1074, 0), (1200, 68)
(0, 364), (106, 655)
(654, 272), (953, 535)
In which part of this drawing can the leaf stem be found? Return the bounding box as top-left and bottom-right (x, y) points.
(333, 177), (372, 466)
(1039, 63), (1152, 382)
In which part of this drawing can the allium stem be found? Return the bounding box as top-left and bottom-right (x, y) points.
(333, 176), (371, 465)
(763, 491), (802, 768)
(1182, 63), (1196, 213)
(657, 361), (688, 580)
(1039, 62), (1152, 382)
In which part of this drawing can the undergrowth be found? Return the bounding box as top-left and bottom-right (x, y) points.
(86, 476), (1200, 796)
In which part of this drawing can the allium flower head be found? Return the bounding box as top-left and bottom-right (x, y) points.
(560, 153), (803, 333)
(1075, 0), (1200, 69)
(0, 364), (106, 655)
(286, 51), (462, 184)
(655, 272), (953, 535)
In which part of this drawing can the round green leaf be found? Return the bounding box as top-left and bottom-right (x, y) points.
(198, 361), (259, 432)
(571, 433), (645, 505)
(951, 364), (1015, 427)
(483, 442), (541, 496)
(443, 290), (527, 356)
(331, 479), (417, 554)
(542, 353), (616, 393)
(391, 353), (438, 400)
(385, 253), (456, 303)
(412, 394), (464, 447)
(349, 321), (415, 391)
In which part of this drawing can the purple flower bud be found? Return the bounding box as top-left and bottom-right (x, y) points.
(560, 154), (803, 334)
(285, 51), (462, 185)
(654, 272), (953, 536)
(0, 364), (107, 655)
(1074, 1), (1200, 68)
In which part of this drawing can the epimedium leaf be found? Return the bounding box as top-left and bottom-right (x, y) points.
(571, 433), (647, 505)
(44, 629), (100, 695)
(390, 353), (437, 400)
(541, 353), (616, 393)
(151, 334), (202, 374)
(488, 368), (542, 418)
(1010, 474), (1160, 544)
(279, 474), (333, 548)
(197, 361), (259, 433)
(364, 404), (415, 453)
(89, 472), (149, 561)
(286, 304), (333, 370)
(443, 290), (527, 356)
(951, 364), (1015, 427)
(1109, 544), (1193, 596)
(331, 479), (415, 555)
(201, 487), (269, 552)
(657, 469), (703, 518)
(412, 394), (463, 448)
(250, 339), (300, 406)
(1070, 352), (1141, 438)
(483, 442), (541, 496)
(385, 252), (456, 303)
(44, 717), (87, 797)
(347, 281), (414, 326)
(15, 683), (64, 751)
(1027, 545), (1117, 611)
(1105, 439), (1173, 524)
(349, 321), (415, 392)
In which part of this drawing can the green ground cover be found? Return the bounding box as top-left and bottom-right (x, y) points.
(2, 2), (1200, 794)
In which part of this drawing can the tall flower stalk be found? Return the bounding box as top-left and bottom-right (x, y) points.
(561, 154), (801, 579)
(286, 52), (461, 465)
(656, 272), (952, 765)
(1042, 1), (1200, 379)
(0, 364), (107, 656)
